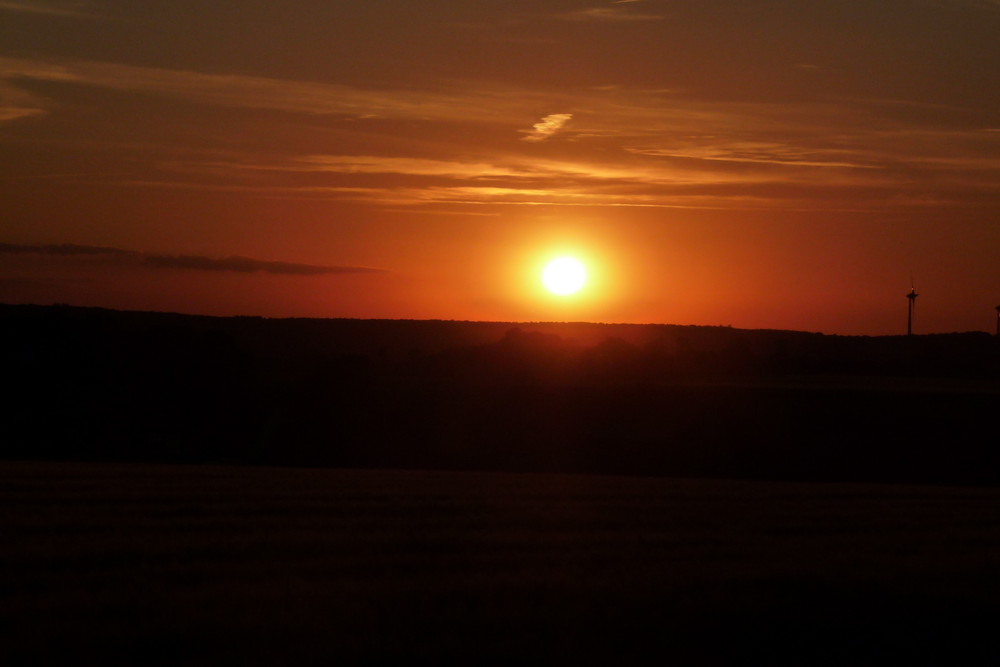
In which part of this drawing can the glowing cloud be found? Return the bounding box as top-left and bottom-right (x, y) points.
(521, 113), (573, 142)
(560, 4), (662, 22)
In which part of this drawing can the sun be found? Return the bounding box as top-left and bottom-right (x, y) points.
(541, 257), (586, 295)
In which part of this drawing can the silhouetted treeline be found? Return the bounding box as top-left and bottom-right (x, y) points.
(2, 304), (998, 484)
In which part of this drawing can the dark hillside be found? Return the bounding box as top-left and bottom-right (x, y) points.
(2, 304), (998, 484)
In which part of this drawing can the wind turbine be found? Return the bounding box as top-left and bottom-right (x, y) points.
(995, 305), (999, 337)
(906, 277), (919, 336)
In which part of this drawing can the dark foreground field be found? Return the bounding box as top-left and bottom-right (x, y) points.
(2, 462), (998, 665)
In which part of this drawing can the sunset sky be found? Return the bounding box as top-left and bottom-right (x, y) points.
(2, 0), (999, 334)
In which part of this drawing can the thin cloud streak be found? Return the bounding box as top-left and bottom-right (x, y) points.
(625, 145), (884, 169)
(0, 1), (96, 18)
(374, 186), (880, 212)
(187, 154), (712, 183)
(559, 5), (663, 22)
(0, 56), (542, 124)
(0, 242), (129, 255)
(294, 156), (524, 178)
(0, 107), (45, 122)
(142, 254), (383, 276)
(2, 55), (992, 160)
(110, 181), (892, 212)
(3, 56), (998, 213)
(138, 140), (993, 211)
(0, 276), (62, 288)
(931, 0), (1000, 15)
(0, 243), (385, 275)
(158, 152), (821, 190)
(0, 80), (48, 122)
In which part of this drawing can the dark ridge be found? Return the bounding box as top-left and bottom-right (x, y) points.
(2, 303), (998, 485)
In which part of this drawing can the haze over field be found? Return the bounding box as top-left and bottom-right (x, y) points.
(2, 1), (1000, 333)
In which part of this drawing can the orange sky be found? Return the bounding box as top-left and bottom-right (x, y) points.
(2, 0), (999, 334)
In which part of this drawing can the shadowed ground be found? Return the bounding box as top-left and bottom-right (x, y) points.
(4, 305), (998, 486)
(2, 462), (998, 665)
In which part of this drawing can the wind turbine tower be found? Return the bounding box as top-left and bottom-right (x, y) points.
(995, 305), (999, 337)
(906, 279), (919, 336)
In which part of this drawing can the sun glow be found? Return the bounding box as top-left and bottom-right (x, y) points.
(541, 257), (587, 295)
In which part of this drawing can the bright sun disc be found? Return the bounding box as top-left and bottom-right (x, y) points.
(541, 257), (586, 295)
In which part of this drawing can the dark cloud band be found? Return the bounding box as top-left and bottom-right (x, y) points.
(0, 242), (385, 276)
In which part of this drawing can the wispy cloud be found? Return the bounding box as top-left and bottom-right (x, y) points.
(0, 106), (45, 122)
(0, 80), (48, 122)
(559, 4), (663, 22)
(0, 243), (385, 275)
(0, 276), (62, 289)
(192, 154), (615, 180)
(625, 142), (883, 169)
(931, 0), (1000, 15)
(521, 113), (573, 142)
(158, 152), (753, 188)
(142, 254), (383, 275)
(0, 242), (129, 256)
(292, 155), (523, 178)
(137, 121), (999, 211)
(0, 56), (538, 124)
(0, 0), (103, 19)
(364, 185), (878, 212)
(3, 56), (998, 213)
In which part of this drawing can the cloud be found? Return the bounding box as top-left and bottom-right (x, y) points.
(141, 254), (382, 276)
(135, 123), (992, 211)
(0, 106), (45, 122)
(521, 113), (573, 142)
(368, 185), (866, 212)
(159, 151), (746, 190)
(936, 0), (1000, 15)
(292, 155), (522, 178)
(0, 1), (95, 18)
(0, 242), (129, 255)
(188, 154), (623, 180)
(0, 276), (62, 288)
(625, 143), (883, 169)
(3, 56), (997, 214)
(0, 243), (385, 275)
(0, 80), (49, 123)
(0, 56), (537, 124)
(559, 5), (663, 22)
